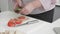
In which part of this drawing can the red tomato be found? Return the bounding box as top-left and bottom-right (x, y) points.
(8, 16), (26, 27)
(18, 16), (25, 19)
(14, 19), (22, 24)
(18, 16), (26, 21)
(8, 19), (16, 27)
(8, 22), (16, 27)
(15, 20), (22, 24)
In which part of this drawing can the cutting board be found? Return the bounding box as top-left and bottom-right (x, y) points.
(0, 11), (43, 34)
(0, 11), (28, 27)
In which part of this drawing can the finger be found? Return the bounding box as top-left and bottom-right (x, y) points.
(20, 8), (29, 15)
(14, 3), (18, 10)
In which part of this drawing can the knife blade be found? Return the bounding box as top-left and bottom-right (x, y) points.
(15, 20), (39, 27)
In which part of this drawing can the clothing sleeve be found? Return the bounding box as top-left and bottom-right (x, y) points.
(39, 0), (53, 11)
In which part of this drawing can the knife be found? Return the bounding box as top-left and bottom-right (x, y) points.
(15, 20), (39, 27)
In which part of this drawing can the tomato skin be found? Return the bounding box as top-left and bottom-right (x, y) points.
(18, 16), (25, 19)
(18, 16), (26, 21)
(14, 19), (22, 24)
(8, 19), (16, 27)
(15, 20), (22, 24)
(8, 22), (16, 27)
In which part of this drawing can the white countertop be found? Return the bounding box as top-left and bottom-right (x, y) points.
(0, 11), (60, 34)
(32, 18), (60, 34)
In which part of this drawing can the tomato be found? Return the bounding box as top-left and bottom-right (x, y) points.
(14, 19), (22, 24)
(18, 16), (26, 21)
(8, 16), (26, 27)
(8, 19), (16, 27)
(15, 20), (22, 24)
(18, 16), (25, 19)
(8, 22), (16, 27)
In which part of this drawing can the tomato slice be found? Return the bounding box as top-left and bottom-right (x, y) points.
(18, 16), (26, 21)
(8, 16), (26, 27)
(8, 22), (16, 27)
(18, 16), (25, 19)
(15, 20), (22, 24)
(14, 19), (22, 24)
(8, 19), (16, 27)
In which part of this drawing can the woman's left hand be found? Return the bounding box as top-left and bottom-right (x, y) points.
(20, 3), (35, 15)
(20, 0), (41, 15)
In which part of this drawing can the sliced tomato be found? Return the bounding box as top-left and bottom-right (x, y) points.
(18, 16), (26, 19)
(8, 22), (16, 27)
(8, 16), (26, 27)
(15, 20), (22, 24)
(18, 16), (26, 21)
(8, 19), (16, 27)
(14, 18), (22, 24)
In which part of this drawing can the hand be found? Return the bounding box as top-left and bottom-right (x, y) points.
(20, 0), (41, 15)
(20, 3), (35, 15)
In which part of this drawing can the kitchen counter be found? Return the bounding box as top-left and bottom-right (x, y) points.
(0, 11), (60, 34)
(31, 18), (60, 34)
